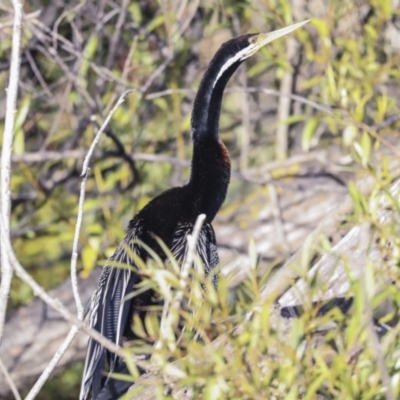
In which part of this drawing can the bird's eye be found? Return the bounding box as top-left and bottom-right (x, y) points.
(248, 35), (258, 44)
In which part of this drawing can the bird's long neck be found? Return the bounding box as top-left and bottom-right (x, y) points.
(191, 51), (243, 140)
(188, 48), (244, 221)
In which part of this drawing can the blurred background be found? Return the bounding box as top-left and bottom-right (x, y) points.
(0, 0), (399, 398)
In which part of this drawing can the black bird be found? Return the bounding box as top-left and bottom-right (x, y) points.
(80, 21), (308, 400)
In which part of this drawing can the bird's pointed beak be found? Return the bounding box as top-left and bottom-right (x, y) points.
(258, 20), (310, 47)
(247, 20), (310, 58)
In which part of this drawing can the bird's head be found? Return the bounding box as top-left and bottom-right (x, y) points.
(192, 20), (310, 139)
(210, 20), (310, 88)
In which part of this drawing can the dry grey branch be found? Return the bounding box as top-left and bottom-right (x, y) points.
(278, 179), (400, 400)
(0, 0), (23, 344)
(0, 218), (126, 360)
(81, 89), (136, 176)
(264, 158), (400, 305)
(363, 280), (394, 400)
(275, 36), (298, 160)
(0, 271), (100, 398)
(25, 174), (91, 398)
(25, 326), (80, 400)
(0, 357), (21, 400)
(11, 149), (190, 166)
(70, 171), (89, 319)
(20, 87), (149, 398)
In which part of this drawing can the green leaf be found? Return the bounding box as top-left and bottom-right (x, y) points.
(354, 131), (371, 167)
(15, 93), (31, 130)
(248, 237), (258, 270)
(13, 128), (25, 155)
(80, 36), (98, 77)
(302, 118), (319, 152)
(342, 125), (358, 147)
(13, 93), (31, 155)
(146, 14), (165, 33)
(81, 245), (97, 272)
(326, 65), (337, 100)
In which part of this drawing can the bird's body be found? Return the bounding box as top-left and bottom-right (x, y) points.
(80, 158), (227, 399)
(80, 21), (308, 400)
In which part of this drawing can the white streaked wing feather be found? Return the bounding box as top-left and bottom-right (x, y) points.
(79, 220), (143, 400)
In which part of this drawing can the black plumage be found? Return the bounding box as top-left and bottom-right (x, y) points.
(80, 21), (308, 400)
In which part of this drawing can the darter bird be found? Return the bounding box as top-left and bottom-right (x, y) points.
(80, 20), (309, 400)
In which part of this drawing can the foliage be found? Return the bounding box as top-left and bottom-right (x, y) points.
(1, 0), (400, 398)
(100, 209), (400, 400)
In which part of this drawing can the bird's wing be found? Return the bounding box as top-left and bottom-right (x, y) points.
(79, 220), (143, 400)
(80, 219), (219, 399)
(170, 220), (219, 278)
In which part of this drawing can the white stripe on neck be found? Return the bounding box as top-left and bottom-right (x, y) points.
(212, 45), (254, 89)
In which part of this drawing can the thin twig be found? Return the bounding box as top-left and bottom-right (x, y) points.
(30, 19), (133, 89)
(104, 0), (129, 70)
(40, 81), (73, 150)
(144, 86), (333, 115)
(362, 278), (394, 400)
(172, 0), (200, 42)
(102, 1), (136, 115)
(260, 157), (400, 304)
(0, 0), (23, 344)
(51, 1), (86, 52)
(268, 184), (291, 254)
(23, 92), (138, 398)
(41, 44), (97, 109)
(0, 218), (150, 371)
(11, 148), (333, 187)
(275, 36), (297, 160)
(0, 357), (21, 400)
(24, 326), (80, 400)
(0, 9), (40, 30)
(24, 49), (54, 99)
(104, 35), (138, 114)
(70, 170), (89, 319)
(81, 89), (136, 176)
(12, 149), (190, 167)
(140, 54), (174, 94)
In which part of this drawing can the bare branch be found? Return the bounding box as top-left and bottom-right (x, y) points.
(81, 89), (136, 176)
(171, 0), (200, 42)
(0, 0), (23, 344)
(268, 184), (291, 255)
(23, 89), (141, 397)
(30, 19), (133, 89)
(24, 49), (54, 99)
(0, 84), (155, 398)
(69, 172), (89, 319)
(0, 218), (152, 374)
(104, 0), (129, 70)
(11, 149), (190, 166)
(0, 357), (21, 400)
(24, 326), (80, 400)
(273, 158), (400, 306)
(278, 180), (400, 400)
(363, 280), (394, 400)
(0, 9), (40, 30)
(38, 44), (97, 109)
(0, 271), (100, 397)
(140, 54), (174, 94)
(275, 36), (298, 160)
(11, 148), (325, 171)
